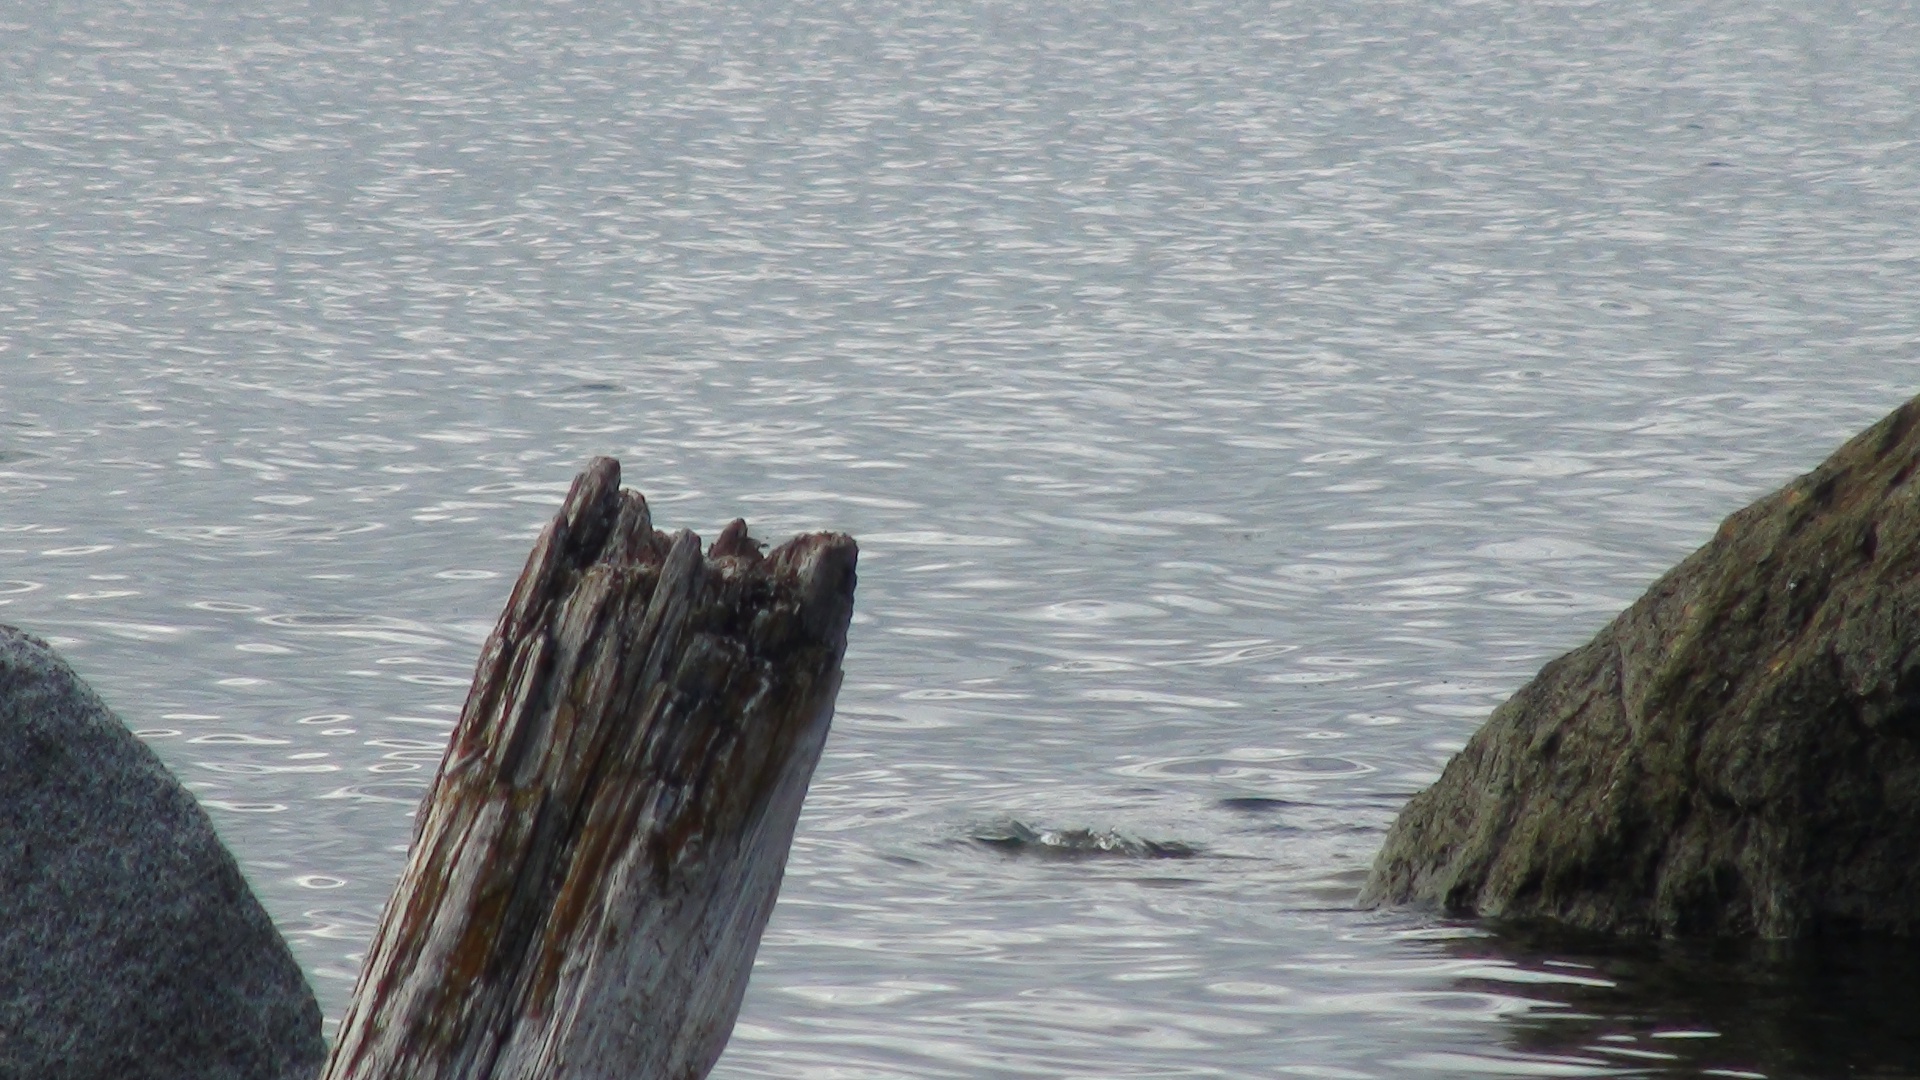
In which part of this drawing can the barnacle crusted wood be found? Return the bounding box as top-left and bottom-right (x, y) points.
(1362, 394), (1920, 937)
(322, 457), (857, 1080)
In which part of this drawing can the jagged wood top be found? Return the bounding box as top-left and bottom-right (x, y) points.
(324, 457), (856, 1080)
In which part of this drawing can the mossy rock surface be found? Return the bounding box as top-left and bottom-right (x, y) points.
(1362, 394), (1920, 937)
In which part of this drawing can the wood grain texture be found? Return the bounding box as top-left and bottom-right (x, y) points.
(322, 457), (857, 1080)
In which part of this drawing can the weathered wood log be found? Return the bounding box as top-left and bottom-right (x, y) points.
(321, 457), (857, 1080)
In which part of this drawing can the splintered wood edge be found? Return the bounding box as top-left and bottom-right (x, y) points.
(322, 457), (857, 1080)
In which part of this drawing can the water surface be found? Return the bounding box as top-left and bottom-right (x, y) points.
(3, 0), (1919, 1075)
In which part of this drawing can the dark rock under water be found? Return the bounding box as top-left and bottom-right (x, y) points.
(1452, 921), (1920, 1078)
(1363, 393), (1920, 937)
(0, 625), (324, 1080)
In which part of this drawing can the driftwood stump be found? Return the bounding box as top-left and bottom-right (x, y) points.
(322, 458), (857, 1080)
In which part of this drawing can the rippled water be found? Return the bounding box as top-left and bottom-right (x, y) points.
(4, 0), (1919, 1075)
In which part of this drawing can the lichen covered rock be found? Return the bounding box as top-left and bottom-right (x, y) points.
(0, 625), (324, 1079)
(1362, 394), (1920, 937)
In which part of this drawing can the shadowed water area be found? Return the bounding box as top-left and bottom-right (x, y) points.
(2, 0), (1919, 1075)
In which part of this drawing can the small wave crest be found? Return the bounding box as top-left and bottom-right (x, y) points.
(967, 819), (1200, 859)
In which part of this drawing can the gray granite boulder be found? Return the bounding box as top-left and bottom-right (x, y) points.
(0, 625), (324, 1079)
(1362, 393), (1920, 937)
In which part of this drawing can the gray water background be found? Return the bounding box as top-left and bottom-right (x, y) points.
(3, 0), (1919, 1075)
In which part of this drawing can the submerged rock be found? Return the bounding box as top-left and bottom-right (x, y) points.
(0, 626), (324, 1079)
(970, 819), (1200, 859)
(1362, 395), (1920, 937)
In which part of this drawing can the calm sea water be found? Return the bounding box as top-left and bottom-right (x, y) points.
(3, 0), (1918, 1076)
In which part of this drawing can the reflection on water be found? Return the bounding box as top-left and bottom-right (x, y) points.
(1, 0), (1918, 1074)
(1449, 922), (1920, 1079)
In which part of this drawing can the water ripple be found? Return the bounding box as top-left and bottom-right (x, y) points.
(2, 0), (1916, 1075)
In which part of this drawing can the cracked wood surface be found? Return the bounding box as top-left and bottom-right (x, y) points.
(321, 457), (857, 1080)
